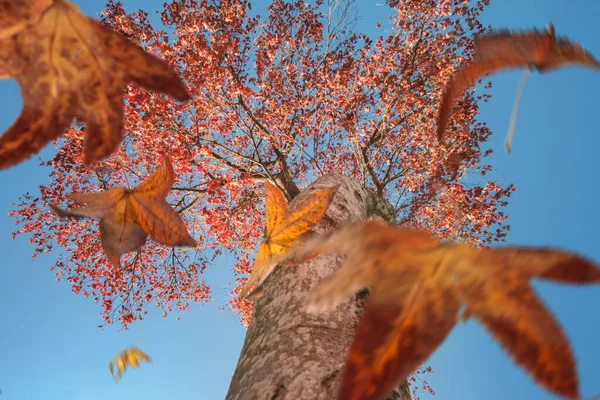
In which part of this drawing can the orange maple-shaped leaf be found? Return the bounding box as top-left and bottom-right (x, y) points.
(0, 0), (190, 170)
(437, 24), (600, 144)
(50, 156), (195, 267)
(240, 181), (337, 300)
(303, 220), (600, 400)
(108, 346), (151, 382)
(0, 0), (53, 42)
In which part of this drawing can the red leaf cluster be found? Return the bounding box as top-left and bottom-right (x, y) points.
(10, 0), (512, 328)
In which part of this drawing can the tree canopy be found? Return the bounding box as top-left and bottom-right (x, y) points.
(10, 0), (512, 328)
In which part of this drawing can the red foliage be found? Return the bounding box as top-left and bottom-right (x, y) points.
(10, 0), (513, 328)
(410, 366), (436, 400)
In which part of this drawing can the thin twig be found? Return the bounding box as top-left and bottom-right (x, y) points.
(505, 68), (531, 153)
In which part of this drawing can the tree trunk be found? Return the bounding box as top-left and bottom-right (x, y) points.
(225, 173), (410, 400)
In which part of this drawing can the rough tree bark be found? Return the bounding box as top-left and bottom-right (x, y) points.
(225, 173), (409, 400)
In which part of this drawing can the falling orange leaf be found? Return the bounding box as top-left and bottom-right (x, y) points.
(0, 0), (190, 170)
(50, 156), (195, 267)
(240, 181), (337, 300)
(437, 24), (600, 146)
(302, 220), (600, 400)
(109, 346), (151, 382)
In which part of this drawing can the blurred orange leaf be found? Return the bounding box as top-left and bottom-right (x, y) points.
(50, 156), (195, 267)
(109, 346), (151, 382)
(303, 220), (600, 400)
(241, 181), (337, 300)
(437, 24), (600, 145)
(0, 0), (190, 170)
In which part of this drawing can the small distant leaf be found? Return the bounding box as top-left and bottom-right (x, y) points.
(108, 346), (151, 382)
(50, 156), (196, 267)
(241, 181), (337, 299)
(0, 0), (190, 170)
(302, 220), (600, 400)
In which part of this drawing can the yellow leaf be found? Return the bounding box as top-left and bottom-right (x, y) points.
(108, 346), (151, 382)
(241, 181), (337, 299)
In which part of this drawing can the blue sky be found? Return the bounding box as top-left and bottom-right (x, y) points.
(0, 1), (599, 399)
